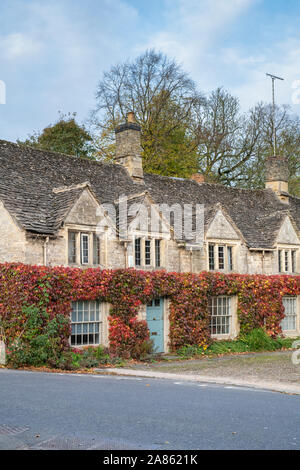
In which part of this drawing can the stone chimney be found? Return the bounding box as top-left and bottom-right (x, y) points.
(115, 112), (144, 184)
(265, 154), (289, 201)
(190, 173), (205, 184)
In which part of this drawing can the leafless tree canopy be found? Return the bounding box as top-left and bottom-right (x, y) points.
(90, 50), (300, 195)
(93, 49), (202, 129)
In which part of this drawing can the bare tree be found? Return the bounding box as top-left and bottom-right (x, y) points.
(90, 49), (203, 171)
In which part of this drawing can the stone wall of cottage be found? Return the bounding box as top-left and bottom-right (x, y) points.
(0, 201), (26, 263)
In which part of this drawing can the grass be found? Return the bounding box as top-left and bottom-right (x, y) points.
(176, 328), (299, 359)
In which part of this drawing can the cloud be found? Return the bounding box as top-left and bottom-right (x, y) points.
(138, 0), (257, 72)
(0, 32), (42, 60)
(219, 38), (300, 113)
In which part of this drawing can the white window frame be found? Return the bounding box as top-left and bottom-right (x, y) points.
(208, 243), (235, 272)
(209, 296), (232, 336)
(281, 297), (298, 333)
(70, 300), (102, 347)
(133, 236), (163, 268)
(278, 248), (298, 274)
(80, 233), (89, 265)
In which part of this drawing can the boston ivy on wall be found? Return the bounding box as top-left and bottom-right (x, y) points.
(0, 263), (299, 358)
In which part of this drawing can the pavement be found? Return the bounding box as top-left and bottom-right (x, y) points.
(1, 368), (300, 450)
(100, 367), (300, 395)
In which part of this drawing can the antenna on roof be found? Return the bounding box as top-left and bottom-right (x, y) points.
(266, 73), (284, 156)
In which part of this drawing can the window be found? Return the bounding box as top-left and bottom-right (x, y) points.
(209, 296), (231, 335)
(209, 244), (215, 270)
(292, 251), (297, 273)
(218, 246), (224, 270)
(145, 240), (151, 265)
(93, 234), (100, 265)
(278, 249), (298, 273)
(285, 251), (289, 272)
(71, 301), (101, 346)
(278, 250), (282, 273)
(135, 238), (141, 266)
(209, 243), (233, 271)
(68, 231), (76, 264)
(227, 246), (233, 271)
(155, 239), (161, 267)
(80, 234), (89, 264)
(281, 297), (297, 332)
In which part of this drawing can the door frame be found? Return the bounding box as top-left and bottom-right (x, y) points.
(139, 298), (170, 353)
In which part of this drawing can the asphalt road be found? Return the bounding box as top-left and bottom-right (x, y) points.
(0, 369), (299, 450)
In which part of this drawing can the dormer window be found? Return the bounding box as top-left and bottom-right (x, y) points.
(134, 237), (162, 268)
(208, 243), (234, 272)
(68, 230), (101, 266)
(278, 249), (297, 273)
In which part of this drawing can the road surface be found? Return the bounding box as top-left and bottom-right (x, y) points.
(0, 369), (299, 450)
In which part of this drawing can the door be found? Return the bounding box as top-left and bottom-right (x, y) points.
(146, 298), (164, 353)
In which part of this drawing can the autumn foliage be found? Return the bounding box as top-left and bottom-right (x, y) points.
(0, 263), (299, 358)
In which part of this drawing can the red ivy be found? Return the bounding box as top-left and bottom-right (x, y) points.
(0, 263), (299, 357)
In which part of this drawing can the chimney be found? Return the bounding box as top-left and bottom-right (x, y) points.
(190, 173), (205, 184)
(265, 154), (289, 202)
(114, 112), (144, 184)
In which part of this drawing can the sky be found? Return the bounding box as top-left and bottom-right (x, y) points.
(1, 0), (300, 142)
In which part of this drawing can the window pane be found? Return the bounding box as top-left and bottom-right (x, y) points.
(70, 300), (101, 346)
(292, 251), (296, 273)
(209, 244), (215, 270)
(218, 246), (224, 270)
(281, 297), (297, 331)
(227, 246), (233, 271)
(81, 234), (89, 264)
(285, 251), (289, 272)
(135, 238), (141, 266)
(68, 232), (76, 264)
(278, 250), (282, 273)
(93, 234), (100, 265)
(208, 296), (231, 335)
(145, 240), (151, 265)
(155, 239), (161, 267)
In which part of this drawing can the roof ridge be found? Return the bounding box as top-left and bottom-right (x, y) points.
(53, 181), (91, 194)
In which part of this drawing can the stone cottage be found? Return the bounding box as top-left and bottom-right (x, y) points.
(0, 112), (300, 351)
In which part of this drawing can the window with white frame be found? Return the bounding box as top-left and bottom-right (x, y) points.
(281, 297), (297, 332)
(208, 296), (232, 335)
(93, 233), (101, 265)
(278, 249), (298, 273)
(68, 231), (101, 266)
(134, 238), (162, 267)
(68, 231), (76, 264)
(71, 301), (101, 346)
(208, 244), (234, 272)
(80, 233), (89, 264)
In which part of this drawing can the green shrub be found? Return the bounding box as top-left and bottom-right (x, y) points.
(7, 305), (70, 368)
(239, 328), (280, 352)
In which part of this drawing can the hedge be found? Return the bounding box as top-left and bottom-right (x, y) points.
(0, 263), (299, 358)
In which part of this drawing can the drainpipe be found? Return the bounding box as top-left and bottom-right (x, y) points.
(190, 247), (193, 273)
(124, 241), (128, 268)
(43, 236), (49, 266)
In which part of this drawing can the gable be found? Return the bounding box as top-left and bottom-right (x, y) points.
(206, 210), (241, 241)
(276, 216), (300, 245)
(127, 194), (171, 237)
(65, 189), (100, 226)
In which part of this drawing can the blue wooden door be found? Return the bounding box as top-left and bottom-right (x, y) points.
(146, 298), (164, 353)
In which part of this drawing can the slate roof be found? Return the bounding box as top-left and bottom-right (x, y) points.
(0, 139), (300, 249)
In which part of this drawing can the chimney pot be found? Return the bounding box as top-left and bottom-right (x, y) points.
(190, 173), (205, 184)
(127, 111), (136, 124)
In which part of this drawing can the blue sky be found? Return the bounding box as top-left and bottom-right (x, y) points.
(1, 0), (300, 142)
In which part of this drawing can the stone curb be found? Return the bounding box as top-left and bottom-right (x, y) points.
(99, 368), (300, 396)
